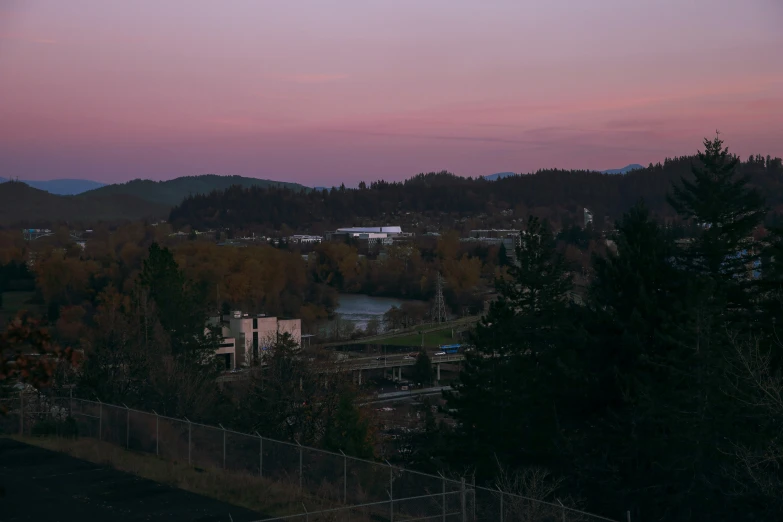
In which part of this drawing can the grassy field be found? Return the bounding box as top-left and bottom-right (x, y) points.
(380, 328), (459, 347)
(4, 435), (336, 518)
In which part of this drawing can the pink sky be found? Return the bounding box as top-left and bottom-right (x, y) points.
(1, 0), (782, 186)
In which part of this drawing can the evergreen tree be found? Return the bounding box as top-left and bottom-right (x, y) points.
(138, 243), (218, 361)
(322, 392), (374, 459)
(445, 216), (573, 479)
(565, 203), (713, 520)
(411, 350), (434, 386)
(667, 134), (766, 324)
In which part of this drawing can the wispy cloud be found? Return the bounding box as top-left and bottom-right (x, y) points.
(0, 33), (57, 45)
(277, 73), (348, 84)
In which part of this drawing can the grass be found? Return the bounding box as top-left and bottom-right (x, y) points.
(380, 329), (458, 347)
(5, 434), (336, 518)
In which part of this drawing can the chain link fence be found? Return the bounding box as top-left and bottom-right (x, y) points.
(1, 391), (620, 522)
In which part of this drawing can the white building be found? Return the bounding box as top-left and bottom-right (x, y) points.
(288, 235), (322, 244)
(208, 311), (302, 370)
(325, 226), (403, 245)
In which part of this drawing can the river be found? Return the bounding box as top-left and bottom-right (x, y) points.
(334, 293), (413, 330)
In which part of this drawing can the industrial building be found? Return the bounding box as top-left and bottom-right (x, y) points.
(324, 226), (405, 246)
(208, 311), (302, 370)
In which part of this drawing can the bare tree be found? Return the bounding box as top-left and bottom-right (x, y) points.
(494, 457), (587, 522)
(722, 333), (783, 508)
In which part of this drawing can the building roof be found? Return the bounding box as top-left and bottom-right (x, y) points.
(336, 226), (402, 234)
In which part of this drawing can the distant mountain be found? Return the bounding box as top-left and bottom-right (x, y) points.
(600, 164), (644, 175)
(80, 174), (310, 206)
(0, 181), (167, 225)
(483, 172), (517, 181)
(0, 178), (105, 195)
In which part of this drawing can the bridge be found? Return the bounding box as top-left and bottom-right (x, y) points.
(328, 353), (465, 383)
(216, 352), (465, 384)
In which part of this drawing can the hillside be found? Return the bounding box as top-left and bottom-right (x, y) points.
(169, 153), (783, 231)
(0, 178), (105, 195)
(0, 181), (168, 226)
(599, 164), (644, 175)
(79, 174), (310, 206)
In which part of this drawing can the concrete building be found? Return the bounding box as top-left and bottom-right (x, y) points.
(209, 311), (302, 369)
(325, 226), (405, 245)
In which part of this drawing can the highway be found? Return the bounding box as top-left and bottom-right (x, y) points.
(322, 352), (464, 373)
(360, 385), (453, 405)
(216, 352), (465, 382)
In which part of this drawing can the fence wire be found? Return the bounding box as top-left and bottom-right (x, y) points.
(1, 391), (619, 522)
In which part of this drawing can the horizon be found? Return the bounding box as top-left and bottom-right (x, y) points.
(1, 1), (782, 186)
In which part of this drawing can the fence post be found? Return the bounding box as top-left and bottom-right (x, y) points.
(339, 450), (347, 504)
(255, 431), (263, 477)
(386, 460), (394, 522)
(69, 387), (73, 418)
(499, 487), (504, 522)
(557, 499), (566, 522)
(219, 424), (226, 469)
(98, 399), (102, 441)
(440, 472), (446, 522)
(461, 477), (467, 522)
(153, 410), (159, 457)
(297, 440), (303, 492)
(627, 510), (631, 522)
(185, 417), (191, 466)
(19, 391), (23, 436)
(472, 473), (476, 522)
(123, 403), (130, 449)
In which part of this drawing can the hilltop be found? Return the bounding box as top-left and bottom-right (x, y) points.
(0, 181), (168, 226)
(79, 174), (310, 206)
(0, 178), (106, 195)
(599, 164), (645, 175)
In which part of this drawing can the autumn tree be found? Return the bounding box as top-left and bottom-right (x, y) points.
(1, 312), (76, 409)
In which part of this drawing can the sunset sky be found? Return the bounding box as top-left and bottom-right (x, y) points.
(1, 0), (782, 186)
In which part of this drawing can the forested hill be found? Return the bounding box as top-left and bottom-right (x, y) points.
(169, 154), (783, 231)
(79, 174), (310, 206)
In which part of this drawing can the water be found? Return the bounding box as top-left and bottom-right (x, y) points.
(334, 293), (411, 330)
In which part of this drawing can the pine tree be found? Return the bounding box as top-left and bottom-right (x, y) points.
(565, 203), (713, 519)
(138, 243), (219, 361)
(445, 216), (573, 478)
(411, 350), (434, 386)
(667, 134), (766, 323)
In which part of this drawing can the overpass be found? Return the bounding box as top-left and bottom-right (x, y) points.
(319, 353), (464, 383)
(361, 385), (453, 405)
(216, 352), (465, 384)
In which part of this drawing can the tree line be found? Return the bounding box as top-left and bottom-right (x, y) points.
(169, 153), (783, 233)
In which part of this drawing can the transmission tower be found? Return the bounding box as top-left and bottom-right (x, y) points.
(433, 272), (447, 323)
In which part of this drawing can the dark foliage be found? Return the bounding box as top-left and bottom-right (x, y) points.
(170, 155), (783, 232)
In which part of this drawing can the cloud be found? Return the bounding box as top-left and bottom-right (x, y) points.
(277, 73), (348, 84)
(0, 33), (56, 44)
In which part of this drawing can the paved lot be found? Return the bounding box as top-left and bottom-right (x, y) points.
(0, 438), (268, 521)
